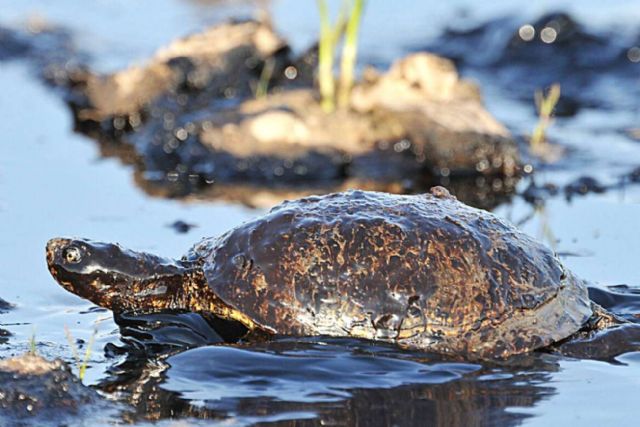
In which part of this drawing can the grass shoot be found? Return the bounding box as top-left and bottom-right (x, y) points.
(316, 0), (366, 112)
(29, 327), (37, 355)
(338, 0), (365, 108)
(530, 83), (561, 149)
(317, 0), (337, 112)
(255, 58), (276, 99)
(64, 325), (97, 381)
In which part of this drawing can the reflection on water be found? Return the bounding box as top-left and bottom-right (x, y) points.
(102, 312), (560, 426)
(95, 284), (640, 425)
(130, 166), (518, 210)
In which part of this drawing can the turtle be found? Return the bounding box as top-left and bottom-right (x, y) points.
(45, 187), (624, 359)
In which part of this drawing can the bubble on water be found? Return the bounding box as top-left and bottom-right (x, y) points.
(244, 56), (259, 69)
(518, 24), (535, 42)
(185, 122), (196, 133)
(475, 159), (489, 172)
(163, 113), (175, 130)
(224, 87), (237, 99)
(284, 66), (298, 80)
(627, 46), (640, 63)
(175, 128), (188, 141)
(540, 27), (557, 44)
(393, 139), (411, 153)
(113, 116), (126, 130)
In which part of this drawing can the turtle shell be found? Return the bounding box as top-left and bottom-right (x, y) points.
(196, 188), (592, 359)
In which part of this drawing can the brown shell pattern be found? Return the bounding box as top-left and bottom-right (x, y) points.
(196, 188), (592, 358)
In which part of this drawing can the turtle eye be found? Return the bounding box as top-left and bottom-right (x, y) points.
(63, 246), (82, 264)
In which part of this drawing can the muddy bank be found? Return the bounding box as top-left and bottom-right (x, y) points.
(0, 328), (9, 344)
(152, 53), (516, 178)
(0, 354), (120, 426)
(75, 31), (519, 185)
(94, 127), (517, 209)
(1, 18), (520, 207)
(519, 165), (640, 206)
(0, 297), (12, 343)
(0, 297), (11, 312)
(423, 12), (640, 116)
(66, 19), (308, 126)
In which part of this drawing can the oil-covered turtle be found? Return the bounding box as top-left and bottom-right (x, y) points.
(46, 187), (622, 359)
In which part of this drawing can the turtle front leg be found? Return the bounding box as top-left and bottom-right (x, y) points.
(587, 303), (627, 330)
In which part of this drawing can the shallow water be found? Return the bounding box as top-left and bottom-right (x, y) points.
(1, 0), (640, 426)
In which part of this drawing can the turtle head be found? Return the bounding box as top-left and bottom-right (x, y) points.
(46, 237), (198, 313)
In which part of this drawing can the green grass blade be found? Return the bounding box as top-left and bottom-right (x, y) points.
(530, 83), (561, 149)
(79, 329), (97, 381)
(64, 325), (81, 369)
(317, 0), (336, 112)
(255, 58), (275, 99)
(338, 0), (366, 108)
(29, 327), (37, 355)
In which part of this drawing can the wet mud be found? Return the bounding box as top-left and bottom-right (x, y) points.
(0, 298), (12, 343)
(0, 297), (12, 312)
(423, 12), (640, 115)
(167, 219), (198, 234)
(519, 167), (640, 207)
(0, 19), (520, 209)
(0, 354), (119, 426)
